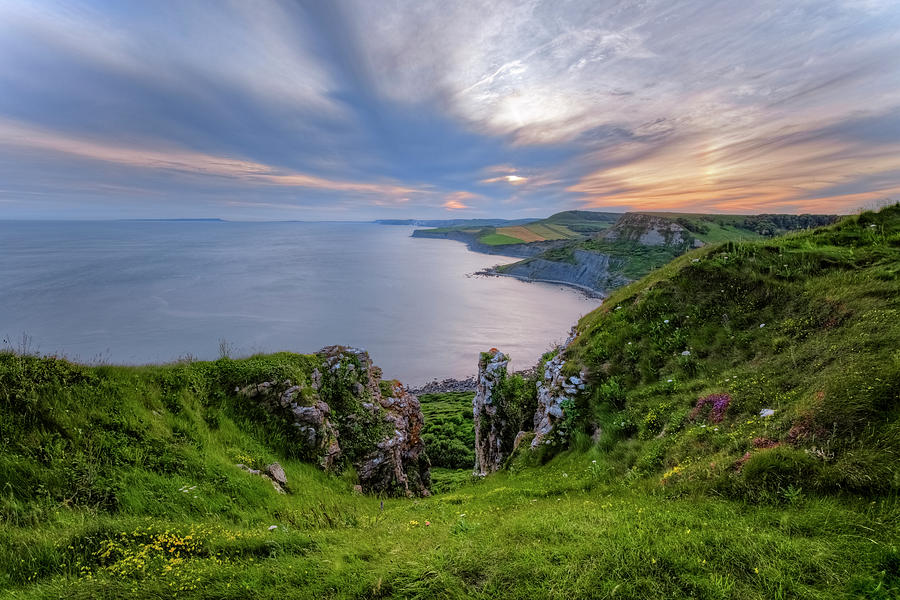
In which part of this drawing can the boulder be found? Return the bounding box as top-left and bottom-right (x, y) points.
(265, 462), (287, 487)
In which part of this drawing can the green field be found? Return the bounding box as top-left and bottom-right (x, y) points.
(478, 232), (530, 245)
(2, 207), (898, 599)
(419, 392), (475, 492)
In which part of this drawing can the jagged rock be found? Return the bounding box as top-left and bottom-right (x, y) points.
(532, 329), (581, 448)
(239, 380), (342, 469)
(357, 380), (430, 497)
(235, 346), (430, 496)
(473, 349), (510, 475)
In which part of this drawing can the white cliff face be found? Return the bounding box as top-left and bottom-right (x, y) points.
(532, 331), (584, 448)
(473, 349), (509, 476)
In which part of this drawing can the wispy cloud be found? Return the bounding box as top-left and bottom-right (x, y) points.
(0, 119), (418, 197)
(1, 0), (899, 218)
(442, 191), (478, 210)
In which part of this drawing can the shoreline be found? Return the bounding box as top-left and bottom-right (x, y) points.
(413, 230), (607, 298)
(473, 268), (606, 299)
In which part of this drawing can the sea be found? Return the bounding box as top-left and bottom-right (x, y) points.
(0, 221), (600, 384)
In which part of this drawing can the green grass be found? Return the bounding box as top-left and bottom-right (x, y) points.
(477, 232), (527, 245)
(420, 392), (475, 471)
(569, 205), (900, 500)
(2, 208), (898, 599)
(2, 451), (896, 599)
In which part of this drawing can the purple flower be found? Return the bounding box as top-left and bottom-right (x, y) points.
(690, 393), (731, 423)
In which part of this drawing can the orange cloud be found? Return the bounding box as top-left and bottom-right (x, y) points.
(567, 120), (900, 214)
(442, 191), (477, 210)
(0, 118), (418, 197)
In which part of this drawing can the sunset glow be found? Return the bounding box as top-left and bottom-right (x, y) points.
(1, 1), (898, 218)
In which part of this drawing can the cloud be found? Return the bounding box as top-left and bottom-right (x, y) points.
(0, 1), (341, 115)
(1, 0), (899, 218)
(0, 118), (418, 197)
(442, 191), (478, 210)
(567, 109), (900, 213)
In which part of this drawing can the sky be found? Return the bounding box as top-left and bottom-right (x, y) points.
(1, 0), (899, 220)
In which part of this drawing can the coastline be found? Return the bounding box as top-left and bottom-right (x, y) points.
(474, 267), (606, 299)
(413, 229), (609, 297)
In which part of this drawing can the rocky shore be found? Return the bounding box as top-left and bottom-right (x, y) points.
(409, 377), (477, 395)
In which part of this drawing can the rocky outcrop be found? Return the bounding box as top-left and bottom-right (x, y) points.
(236, 346), (430, 496)
(237, 378), (342, 470)
(357, 381), (430, 497)
(532, 332), (583, 448)
(473, 349), (510, 475)
(600, 213), (698, 248)
(471, 331), (586, 473)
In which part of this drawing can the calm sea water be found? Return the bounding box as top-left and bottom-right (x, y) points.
(0, 221), (600, 384)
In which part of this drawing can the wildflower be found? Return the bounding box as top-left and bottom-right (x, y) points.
(591, 460), (597, 464)
(424, 521), (431, 527)
(754, 567), (759, 574)
(759, 408), (775, 418)
(759, 323), (765, 328)
(664, 319), (669, 324)
(690, 393), (731, 423)
(267, 525), (277, 531)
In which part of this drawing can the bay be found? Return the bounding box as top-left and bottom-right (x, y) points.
(0, 221), (600, 384)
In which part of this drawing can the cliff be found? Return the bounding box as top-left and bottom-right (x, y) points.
(493, 249), (630, 295)
(476, 205), (900, 498)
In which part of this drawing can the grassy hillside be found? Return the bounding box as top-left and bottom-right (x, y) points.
(492, 211), (844, 293)
(563, 205), (900, 500)
(1, 208), (897, 599)
(419, 392), (476, 493)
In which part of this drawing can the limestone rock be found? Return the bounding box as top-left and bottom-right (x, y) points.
(238, 379), (342, 469)
(532, 329), (581, 448)
(473, 349), (510, 475)
(357, 380), (430, 497)
(235, 346), (430, 496)
(236, 463), (285, 494)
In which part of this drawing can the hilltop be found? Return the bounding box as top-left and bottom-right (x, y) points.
(415, 210), (839, 295)
(1, 207), (897, 599)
